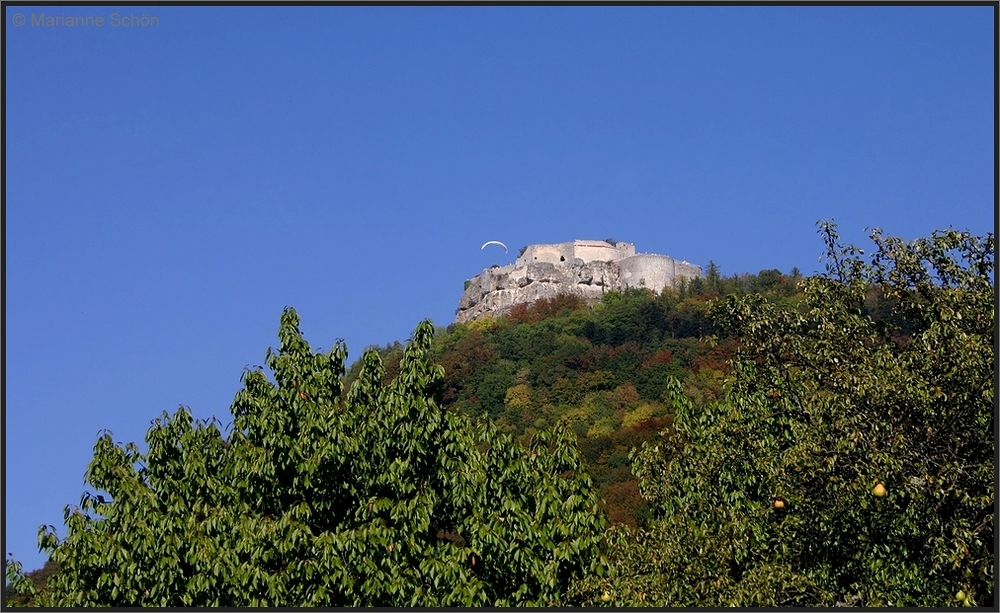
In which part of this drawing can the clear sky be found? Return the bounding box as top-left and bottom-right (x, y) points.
(4, 5), (994, 572)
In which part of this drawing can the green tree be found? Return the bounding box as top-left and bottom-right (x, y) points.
(6, 310), (607, 607)
(571, 224), (994, 607)
(504, 382), (533, 414)
(705, 260), (722, 294)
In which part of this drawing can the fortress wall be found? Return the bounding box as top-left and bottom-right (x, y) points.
(672, 260), (703, 283)
(618, 254), (671, 292)
(459, 240), (703, 322)
(517, 243), (575, 267)
(571, 240), (635, 263)
(516, 240), (637, 267)
(618, 254), (701, 292)
(514, 246), (534, 267)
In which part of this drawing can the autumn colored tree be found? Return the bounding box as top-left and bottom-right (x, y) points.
(5, 311), (607, 607)
(572, 224), (994, 607)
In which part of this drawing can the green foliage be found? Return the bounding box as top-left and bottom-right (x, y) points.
(3, 560), (60, 606)
(431, 277), (800, 527)
(13, 229), (914, 605)
(572, 224), (995, 607)
(6, 310), (606, 607)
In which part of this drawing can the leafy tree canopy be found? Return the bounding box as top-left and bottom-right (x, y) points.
(9, 223), (990, 608)
(395, 270), (801, 528)
(6, 312), (606, 606)
(571, 223), (995, 607)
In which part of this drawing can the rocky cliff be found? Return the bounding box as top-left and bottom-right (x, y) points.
(456, 240), (701, 323)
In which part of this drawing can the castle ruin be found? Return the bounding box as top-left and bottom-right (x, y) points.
(456, 239), (702, 322)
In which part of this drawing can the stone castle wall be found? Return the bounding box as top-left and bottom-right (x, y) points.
(515, 240), (635, 267)
(618, 254), (702, 291)
(457, 240), (701, 323)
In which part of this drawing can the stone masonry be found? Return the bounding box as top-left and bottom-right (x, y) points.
(456, 240), (702, 322)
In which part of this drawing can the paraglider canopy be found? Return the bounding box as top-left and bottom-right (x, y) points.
(481, 240), (508, 253)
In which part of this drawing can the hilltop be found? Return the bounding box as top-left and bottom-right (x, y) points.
(8, 226), (993, 608)
(356, 265), (802, 526)
(456, 239), (703, 322)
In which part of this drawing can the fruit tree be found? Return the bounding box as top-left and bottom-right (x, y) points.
(571, 223), (994, 607)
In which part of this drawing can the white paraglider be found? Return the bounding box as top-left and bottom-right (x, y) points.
(481, 240), (508, 253)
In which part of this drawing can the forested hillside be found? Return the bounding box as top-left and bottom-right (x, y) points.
(6, 224), (993, 607)
(345, 266), (803, 527)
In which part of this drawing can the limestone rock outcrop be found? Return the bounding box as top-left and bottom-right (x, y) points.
(456, 240), (701, 323)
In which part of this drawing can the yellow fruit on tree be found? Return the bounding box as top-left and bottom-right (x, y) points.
(601, 592), (611, 603)
(955, 590), (967, 602)
(873, 483), (887, 497)
(773, 498), (785, 509)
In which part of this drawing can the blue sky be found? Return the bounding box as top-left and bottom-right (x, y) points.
(4, 5), (994, 572)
